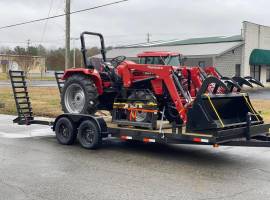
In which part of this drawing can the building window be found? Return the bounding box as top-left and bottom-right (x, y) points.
(142, 57), (165, 65)
(266, 66), (270, 82)
(198, 61), (205, 68)
(139, 57), (145, 64)
(250, 65), (261, 81)
(235, 64), (241, 76)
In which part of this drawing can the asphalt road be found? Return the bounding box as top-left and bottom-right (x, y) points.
(1, 114), (270, 200)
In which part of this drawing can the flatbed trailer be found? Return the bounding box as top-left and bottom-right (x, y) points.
(8, 70), (270, 150)
(10, 112), (270, 149)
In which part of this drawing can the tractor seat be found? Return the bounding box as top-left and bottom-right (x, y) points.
(87, 57), (122, 88)
(99, 72), (111, 81)
(87, 57), (104, 71)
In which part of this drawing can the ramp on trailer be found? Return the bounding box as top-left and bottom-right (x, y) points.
(54, 71), (64, 94)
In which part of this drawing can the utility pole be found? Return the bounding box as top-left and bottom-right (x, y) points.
(27, 39), (30, 52)
(65, 0), (71, 69)
(147, 33), (151, 43)
(71, 37), (79, 68)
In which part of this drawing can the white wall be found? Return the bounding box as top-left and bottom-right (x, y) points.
(185, 57), (213, 67)
(242, 21), (270, 80)
(215, 45), (243, 77)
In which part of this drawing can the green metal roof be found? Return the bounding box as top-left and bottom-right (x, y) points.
(156, 35), (243, 46)
(117, 35), (243, 48)
(249, 49), (270, 65)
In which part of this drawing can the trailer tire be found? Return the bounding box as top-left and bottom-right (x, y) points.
(78, 120), (101, 149)
(55, 117), (77, 145)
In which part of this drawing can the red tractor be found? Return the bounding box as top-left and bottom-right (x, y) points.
(137, 51), (241, 95)
(60, 31), (263, 132)
(138, 51), (264, 90)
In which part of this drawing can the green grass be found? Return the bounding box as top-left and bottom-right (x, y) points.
(1, 87), (270, 122)
(0, 73), (8, 80)
(0, 73), (56, 81)
(0, 87), (61, 118)
(251, 99), (270, 122)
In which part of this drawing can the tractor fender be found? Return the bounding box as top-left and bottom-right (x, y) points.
(52, 113), (108, 136)
(62, 68), (103, 94)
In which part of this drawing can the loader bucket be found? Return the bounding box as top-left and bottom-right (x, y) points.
(186, 94), (263, 132)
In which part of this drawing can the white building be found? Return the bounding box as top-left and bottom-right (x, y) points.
(0, 54), (46, 74)
(105, 21), (270, 85)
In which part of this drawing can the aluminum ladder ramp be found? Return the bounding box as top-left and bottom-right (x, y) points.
(9, 70), (33, 124)
(54, 71), (64, 94)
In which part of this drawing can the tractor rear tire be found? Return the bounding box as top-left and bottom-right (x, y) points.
(61, 74), (98, 114)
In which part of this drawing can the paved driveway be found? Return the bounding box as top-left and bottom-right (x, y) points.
(0, 114), (270, 200)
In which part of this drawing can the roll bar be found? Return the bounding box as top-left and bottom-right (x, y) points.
(80, 31), (107, 69)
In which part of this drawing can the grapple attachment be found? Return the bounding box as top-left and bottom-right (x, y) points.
(232, 76), (264, 88)
(186, 77), (263, 132)
(244, 76), (264, 87)
(232, 76), (253, 88)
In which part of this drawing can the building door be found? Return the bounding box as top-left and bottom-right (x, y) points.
(250, 65), (261, 81)
(266, 66), (270, 82)
(235, 64), (241, 76)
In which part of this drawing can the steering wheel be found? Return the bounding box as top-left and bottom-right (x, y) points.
(110, 56), (126, 67)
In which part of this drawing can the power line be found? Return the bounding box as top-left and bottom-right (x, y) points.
(0, 0), (128, 30)
(40, 0), (55, 42)
(65, 0), (70, 69)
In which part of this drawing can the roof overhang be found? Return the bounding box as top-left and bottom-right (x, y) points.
(137, 51), (180, 57)
(217, 42), (244, 56)
(100, 41), (244, 59)
(249, 49), (270, 65)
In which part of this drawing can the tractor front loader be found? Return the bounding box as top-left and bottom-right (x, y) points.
(204, 66), (264, 89)
(138, 51), (264, 91)
(115, 61), (264, 133)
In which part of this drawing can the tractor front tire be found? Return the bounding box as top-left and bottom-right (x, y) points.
(128, 91), (156, 123)
(61, 74), (98, 114)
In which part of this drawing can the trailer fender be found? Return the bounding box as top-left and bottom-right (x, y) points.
(52, 114), (108, 137)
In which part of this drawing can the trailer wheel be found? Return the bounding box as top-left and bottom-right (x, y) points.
(78, 120), (101, 149)
(55, 117), (77, 145)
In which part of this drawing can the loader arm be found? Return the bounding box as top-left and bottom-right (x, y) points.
(117, 63), (188, 123)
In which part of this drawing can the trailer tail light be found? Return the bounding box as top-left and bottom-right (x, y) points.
(120, 135), (132, 140)
(193, 138), (209, 143)
(143, 138), (155, 143)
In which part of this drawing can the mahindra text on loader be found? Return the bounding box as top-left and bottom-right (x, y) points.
(9, 31), (270, 150)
